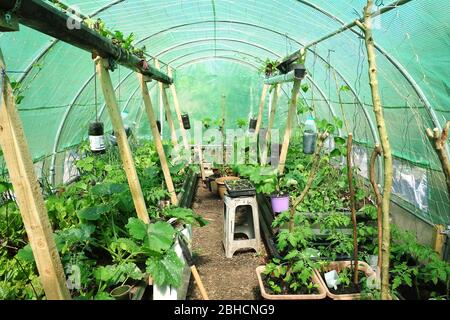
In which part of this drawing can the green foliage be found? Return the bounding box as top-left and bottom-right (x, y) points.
(236, 118), (248, 129)
(258, 58), (279, 76)
(0, 141), (203, 299)
(163, 207), (208, 227)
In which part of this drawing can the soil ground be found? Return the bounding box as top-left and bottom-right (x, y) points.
(186, 179), (266, 300)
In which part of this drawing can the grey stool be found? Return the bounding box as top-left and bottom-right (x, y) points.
(223, 194), (260, 258)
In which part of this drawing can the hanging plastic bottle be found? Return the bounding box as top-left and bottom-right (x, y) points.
(89, 122), (106, 154)
(182, 113), (191, 129)
(303, 115), (317, 154)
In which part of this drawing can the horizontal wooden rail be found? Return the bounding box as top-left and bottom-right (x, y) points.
(0, 0), (172, 84)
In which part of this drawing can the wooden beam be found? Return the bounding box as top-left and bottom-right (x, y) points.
(0, 0), (171, 83)
(96, 57), (150, 224)
(254, 84), (269, 136)
(433, 224), (446, 258)
(167, 67), (190, 150)
(138, 73), (179, 206)
(155, 60), (178, 147)
(278, 79), (301, 174)
(362, 0), (394, 300)
(261, 84), (280, 165)
(0, 49), (71, 300)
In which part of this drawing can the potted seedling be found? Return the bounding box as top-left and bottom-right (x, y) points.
(316, 260), (375, 300)
(270, 174), (291, 214)
(256, 213), (326, 300)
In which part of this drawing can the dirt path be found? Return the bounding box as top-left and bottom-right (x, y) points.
(186, 180), (266, 300)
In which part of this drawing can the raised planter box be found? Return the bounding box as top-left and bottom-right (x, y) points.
(257, 194), (369, 261)
(315, 260), (375, 300)
(256, 266), (326, 300)
(153, 225), (192, 300)
(178, 168), (199, 208)
(153, 167), (199, 300)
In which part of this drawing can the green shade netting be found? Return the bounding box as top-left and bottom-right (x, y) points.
(0, 0), (448, 224)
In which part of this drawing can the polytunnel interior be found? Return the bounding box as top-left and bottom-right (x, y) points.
(0, 0), (450, 302)
(2, 0), (448, 226)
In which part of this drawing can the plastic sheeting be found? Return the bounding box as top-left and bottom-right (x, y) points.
(0, 0), (449, 224)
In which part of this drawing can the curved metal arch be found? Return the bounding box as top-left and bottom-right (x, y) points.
(50, 20), (364, 156)
(153, 37), (280, 60)
(52, 34), (373, 165)
(297, 0), (444, 149)
(95, 37), (280, 120)
(133, 22), (379, 139)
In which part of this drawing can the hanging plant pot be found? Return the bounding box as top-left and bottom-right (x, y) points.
(88, 121), (106, 154)
(156, 120), (162, 134)
(249, 118), (257, 132)
(270, 194), (289, 213)
(182, 114), (191, 130)
(293, 63), (307, 80)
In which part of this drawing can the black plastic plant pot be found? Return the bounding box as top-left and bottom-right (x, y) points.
(249, 118), (257, 132)
(88, 121), (106, 154)
(156, 120), (162, 134)
(182, 113), (191, 130)
(293, 63), (307, 80)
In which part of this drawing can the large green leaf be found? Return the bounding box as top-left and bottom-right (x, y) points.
(126, 217), (148, 241)
(91, 183), (128, 197)
(146, 249), (184, 287)
(146, 222), (176, 253)
(77, 205), (109, 221)
(164, 207), (208, 227)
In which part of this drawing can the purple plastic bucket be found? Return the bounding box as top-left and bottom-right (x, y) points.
(270, 194), (290, 213)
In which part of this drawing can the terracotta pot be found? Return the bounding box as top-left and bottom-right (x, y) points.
(215, 176), (239, 199)
(315, 260), (375, 300)
(256, 266), (327, 300)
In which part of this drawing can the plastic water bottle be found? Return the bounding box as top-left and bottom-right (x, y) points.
(303, 116), (317, 154)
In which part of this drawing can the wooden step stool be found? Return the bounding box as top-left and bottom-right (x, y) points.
(223, 194), (260, 258)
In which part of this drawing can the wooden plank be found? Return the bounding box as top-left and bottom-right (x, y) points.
(138, 73), (179, 206)
(0, 1), (171, 83)
(254, 84), (269, 136)
(261, 84), (280, 165)
(167, 67), (190, 150)
(278, 79), (301, 174)
(96, 58), (150, 224)
(433, 225), (446, 258)
(155, 60), (178, 147)
(0, 49), (70, 300)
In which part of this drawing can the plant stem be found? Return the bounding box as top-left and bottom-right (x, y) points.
(288, 131), (329, 232)
(369, 144), (383, 270)
(346, 133), (359, 284)
(362, 0), (394, 300)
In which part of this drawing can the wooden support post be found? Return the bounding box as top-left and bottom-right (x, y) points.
(0, 50), (71, 300)
(197, 144), (206, 181)
(278, 79), (301, 174)
(362, 0), (394, 300)
(433, 225), (446, 258)
(138, 74), (179, 206)
(346, 133), (359, 284)
(426, 122), (450, 202)
(167, 67), (189, 150)
(369, 144), (383, 270)
(96, 58), (150, 224)
(254, 84), (269, 136)
(155, 60), (178, 147)
(221, 95), (227, 166)
(261, 84), (280, 165)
